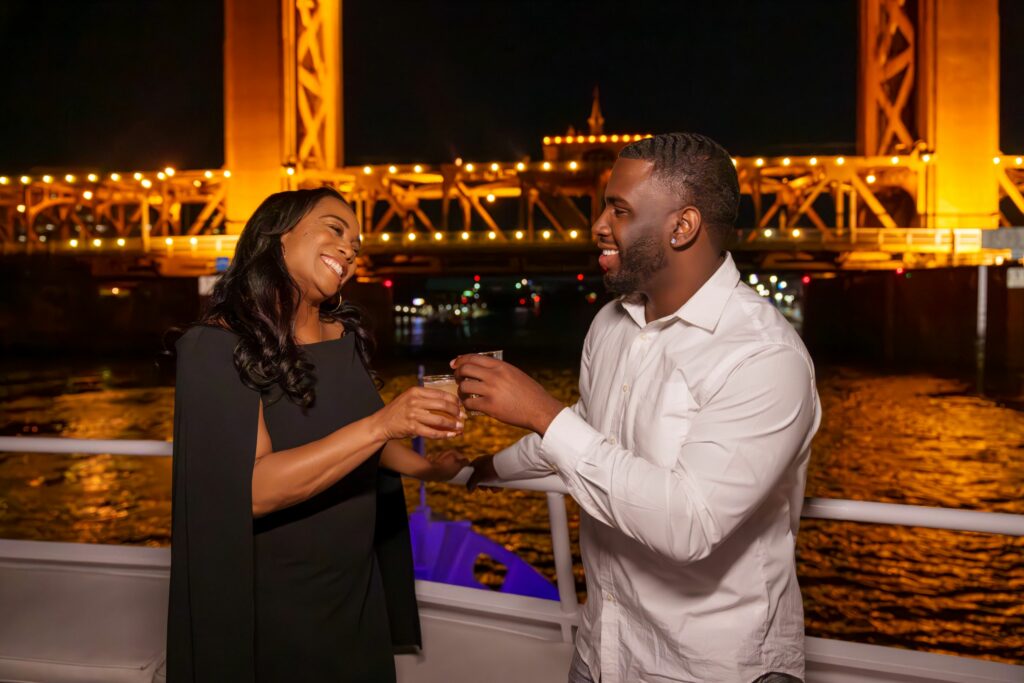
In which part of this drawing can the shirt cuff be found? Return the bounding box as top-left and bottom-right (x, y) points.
(540, 407), (602, 472)
(492, 435), (540, 480)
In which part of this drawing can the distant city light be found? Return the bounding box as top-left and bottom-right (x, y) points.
(383, 279), (393, 288)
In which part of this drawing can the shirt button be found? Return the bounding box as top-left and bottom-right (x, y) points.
(609, 437), (617, 445)
(605, 593), (615, 604)
(639, 333), (648, 341)
(621, 384), (629, 393)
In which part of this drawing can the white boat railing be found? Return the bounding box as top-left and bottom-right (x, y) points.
(1, 434), (1022, 646)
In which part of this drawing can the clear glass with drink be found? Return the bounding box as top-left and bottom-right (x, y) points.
(421, 374), (461, 424)
(467, 350), (503, 415)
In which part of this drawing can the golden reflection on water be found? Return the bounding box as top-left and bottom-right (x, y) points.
(0, 366), (1021, 663)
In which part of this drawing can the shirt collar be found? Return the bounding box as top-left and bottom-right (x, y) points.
(619, 252), (740, 333)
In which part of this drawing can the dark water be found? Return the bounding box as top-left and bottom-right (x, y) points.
(0, 359), (1021, 665)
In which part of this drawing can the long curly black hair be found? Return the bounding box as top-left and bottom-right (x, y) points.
(198, 186), (378, 408)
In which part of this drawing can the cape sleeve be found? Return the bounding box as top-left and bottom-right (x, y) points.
(167, 326), (259, 682)
(374, 466), (422, 651)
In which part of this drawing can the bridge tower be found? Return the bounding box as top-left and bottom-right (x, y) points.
(859, 0), (1000, 229)
(223, 0), (343, 233)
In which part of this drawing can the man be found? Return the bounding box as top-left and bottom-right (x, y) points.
(453, 132), (821, 683)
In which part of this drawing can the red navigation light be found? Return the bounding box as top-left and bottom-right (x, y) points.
(532, 294), (541, 302)
(473, 275), (481, 282)
(460, 296), (468, 304)
(896, 267), (905, 275)
(576, 273), (584, 281)
(801, 275), (811, 285)
(518, 298), (527, 305)
(383, 279), (393, 288)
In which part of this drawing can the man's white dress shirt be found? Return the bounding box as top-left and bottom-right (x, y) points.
(494, 254), (821, 683)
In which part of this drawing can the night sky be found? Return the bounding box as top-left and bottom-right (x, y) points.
(0, 0), (1021, 172)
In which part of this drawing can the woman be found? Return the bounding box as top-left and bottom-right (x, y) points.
(167, 187), (466, 682)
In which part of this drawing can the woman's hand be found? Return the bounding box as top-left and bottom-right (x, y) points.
(426, 449), (470, 481)
(372, 387), (464, 441)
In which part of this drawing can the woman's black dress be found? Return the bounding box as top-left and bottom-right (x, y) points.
(167, 326), (420, 683)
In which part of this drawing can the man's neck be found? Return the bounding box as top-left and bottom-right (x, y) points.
(642, 252), (727, 323)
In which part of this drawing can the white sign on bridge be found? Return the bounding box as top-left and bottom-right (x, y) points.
(1008, 267), (1024, 290)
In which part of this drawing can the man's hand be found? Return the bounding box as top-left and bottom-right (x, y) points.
(466, 454), (498, 492)
(450, 355), (564, 434)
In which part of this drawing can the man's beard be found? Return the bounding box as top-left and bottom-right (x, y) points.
(604, 233), (668, 296)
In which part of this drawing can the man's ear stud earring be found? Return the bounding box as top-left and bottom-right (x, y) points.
(670, 238), (678, 245)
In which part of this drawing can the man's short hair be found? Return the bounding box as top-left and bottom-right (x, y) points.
(619, 132), (740, 247)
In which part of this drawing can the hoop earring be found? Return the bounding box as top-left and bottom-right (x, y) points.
(331, 295), (345, 314)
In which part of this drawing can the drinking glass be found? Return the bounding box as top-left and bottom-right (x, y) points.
(467, 350), (503, 415)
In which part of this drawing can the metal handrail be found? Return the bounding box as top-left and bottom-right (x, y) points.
(1, 436), (1021, 537)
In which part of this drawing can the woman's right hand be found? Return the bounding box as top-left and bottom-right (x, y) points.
(373, 387), (464, 441)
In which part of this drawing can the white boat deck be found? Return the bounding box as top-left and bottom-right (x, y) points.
(1, 438), (1021, 683)
(1, 538), (1021, 683)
